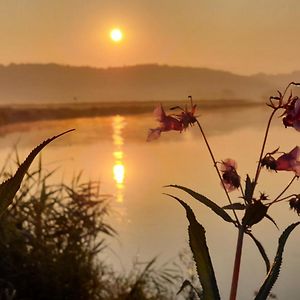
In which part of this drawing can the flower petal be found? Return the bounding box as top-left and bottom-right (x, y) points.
(290, 146), (300, 160)
(220, 159), (237, 172)
(147, 128), (162, 142)
(153, 104), (166, 122)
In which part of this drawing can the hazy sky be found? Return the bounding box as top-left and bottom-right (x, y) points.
(1, 0), (300, 74)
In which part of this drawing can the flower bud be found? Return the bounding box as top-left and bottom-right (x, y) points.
(242, 200), (268, 228)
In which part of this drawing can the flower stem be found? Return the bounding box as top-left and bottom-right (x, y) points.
(229, 227), (244, 300)
(196, 120), (240, 225)
(253, 108), (278, 191)
(269, 175), (297, 206)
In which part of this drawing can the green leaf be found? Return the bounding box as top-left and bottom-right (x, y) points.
(255, 222), (300, 300)
(223, 203), (245, 210)
(165, 193), (220, 300)
(245, 175), (255, 204)
(166, 185), (234, 223)
(246, 232), (270, 274)
(0, 129), (75, 217)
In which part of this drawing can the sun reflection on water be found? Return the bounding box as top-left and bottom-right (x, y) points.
(112, 115), (126, 203)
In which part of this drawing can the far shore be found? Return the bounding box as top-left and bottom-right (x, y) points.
(0, 99), (263, 127)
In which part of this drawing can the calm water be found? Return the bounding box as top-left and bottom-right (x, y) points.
(0, 105), (299, 299)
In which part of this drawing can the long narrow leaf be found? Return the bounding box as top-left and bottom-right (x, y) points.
(165, 193), (220, 300)
(0, 129), (75, 217)
(246, 232), (270, 274)
(167, 185), (234, 223)
(255, 222), (300, 300)
(223, 203), (245, 210)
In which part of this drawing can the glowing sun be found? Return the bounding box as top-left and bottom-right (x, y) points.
(110, 28), (123, 42)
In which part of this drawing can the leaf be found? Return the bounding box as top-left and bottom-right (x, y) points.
(0, 129), (75, 217)
(166, 185), (234, 223)
(255, 222), (300, 300)
(246, 232), (270, 274)
(223, 203), (245, 210)
(165, 193), (220, 300)
(245, 175), (255, 204)
(265, 214), (279, 230)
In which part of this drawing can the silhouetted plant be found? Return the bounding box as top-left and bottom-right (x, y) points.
(0, 136), (186, 300)
(0, 163), (116, 300)
(148, 84), (300, 299)
(0, 129), (75, 298)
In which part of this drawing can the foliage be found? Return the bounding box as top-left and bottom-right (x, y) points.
(0, 156), (114, 299)
(0, 136), (184, 300)
(148, 85), (300, 299)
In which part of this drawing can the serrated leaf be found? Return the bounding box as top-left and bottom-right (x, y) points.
(245, 175), (255, 204)
(0, 129), (74, 217)
(246, 232), (270, 274)
(255, 222), (300, 300)
(166, 185), (234, 223)
(165, 193), (220, 300)
(223, 203), (245, 210)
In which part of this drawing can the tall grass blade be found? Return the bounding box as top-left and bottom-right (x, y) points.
(0, 129), (74, 217)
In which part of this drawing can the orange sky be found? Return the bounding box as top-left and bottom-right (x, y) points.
(1, 0), (300, 75)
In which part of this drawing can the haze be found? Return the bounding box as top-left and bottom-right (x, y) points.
(1, 0), (300, 75)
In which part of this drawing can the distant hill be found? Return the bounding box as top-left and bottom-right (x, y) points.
(0, 63), (298, 103)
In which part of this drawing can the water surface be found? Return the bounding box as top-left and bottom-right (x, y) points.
(0, 105), (299, 299)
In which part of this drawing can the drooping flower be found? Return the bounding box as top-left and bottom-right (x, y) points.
(282, 96), (300, 131)
(176, 97), (197, 130)
(220, 159), (240, 192)
(275, 146), (300, 176)
(147, 104), (183, 141)
(289, 196), (300, 215)
(261, 154), (277, 171)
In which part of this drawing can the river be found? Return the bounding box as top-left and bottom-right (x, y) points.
(0, 104), (299, 299)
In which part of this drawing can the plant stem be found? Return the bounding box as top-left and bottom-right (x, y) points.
(253, 108), (278, 190)
(229, 227), (244, 300)
(269, 175), (297, 206)
(196, 120), (240, 225)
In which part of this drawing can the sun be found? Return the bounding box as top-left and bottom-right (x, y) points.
(110, 28), (123, 42)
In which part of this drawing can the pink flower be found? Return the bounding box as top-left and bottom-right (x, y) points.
(220, 159), (240, 192)
(282, 97), (300, 131)
(275, 146), (300, 176)
(147, 104), (183, 141)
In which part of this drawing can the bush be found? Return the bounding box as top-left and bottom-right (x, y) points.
(0, 161), (115, 300)
(0, 158), (188, 300)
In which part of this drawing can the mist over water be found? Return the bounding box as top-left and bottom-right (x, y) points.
(0, 104), (299, 299)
